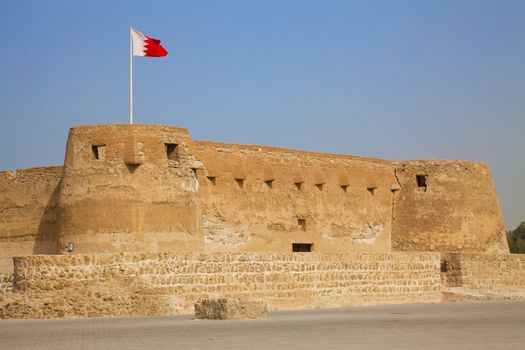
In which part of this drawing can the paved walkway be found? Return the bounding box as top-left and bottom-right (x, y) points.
(1, 301), (524, 349)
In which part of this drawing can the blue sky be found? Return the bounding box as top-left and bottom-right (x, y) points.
(0, 0), (523, 228)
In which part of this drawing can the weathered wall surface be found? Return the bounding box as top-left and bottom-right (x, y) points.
(0, 252), (441, 319)
(442, 253), (525, 299)
(392, 161), (508, 253)
(0, 272), (12, 293)
(195, 142), (398, 253)
(57, 125), (203, 254)
(0, 166), (63, 272)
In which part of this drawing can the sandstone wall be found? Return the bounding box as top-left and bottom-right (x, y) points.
(195, 142), (399, 253)
(392, 161), (508, 253)
(0, 124), (510, 266)
(0, 166), (63, 272)
(0, 252), (441, 319)
(0, 272), (13, 293)
(442, 253), (525, 299)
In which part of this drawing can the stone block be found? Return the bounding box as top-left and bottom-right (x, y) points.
(194, 298), (267, 320)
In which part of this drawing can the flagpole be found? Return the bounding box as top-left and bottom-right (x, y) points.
(129, 27), (133, 125)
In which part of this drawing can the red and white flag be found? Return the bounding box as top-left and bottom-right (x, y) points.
(129, 27), (168, 124)
(131, 28), (168, 57)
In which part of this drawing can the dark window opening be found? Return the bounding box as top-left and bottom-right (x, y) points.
(440, 261), (448, 273)
(235, 178), (244, 188)
(341, 185), (349, 193)
(367, 187), (376, 195)
(315, 184), (323, 191)
(297, 218), (306, 231)
(293, 243), (313, 252)
(265, 180), (274, 189)
(92, 145), (106, 160)
(165, 143), (179, 160)
(416, 175), (427, 190)
(295, 182), (303, 191)
(207, 176), (216, 185)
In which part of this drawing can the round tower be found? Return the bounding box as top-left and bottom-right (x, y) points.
(56, 124), (203, 254)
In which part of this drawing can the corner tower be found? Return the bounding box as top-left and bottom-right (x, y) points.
(56, 124), (203, 253)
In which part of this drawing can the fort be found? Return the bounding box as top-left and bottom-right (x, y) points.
(0, 123), (523, 319)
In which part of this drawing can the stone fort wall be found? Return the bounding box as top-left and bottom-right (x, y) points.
(55, 125), (203, 258)
(0, 124), (509, 273)
(0, 166), (62, 272)
(194, 142), (508, 255)
(3, 252), (525, 319)
(0, 124), (520, 320)
(392, 161), (508, 253)
(442, 253), (525, 299)
(0, 252), (442, 319)
(194, 141), (397, 254)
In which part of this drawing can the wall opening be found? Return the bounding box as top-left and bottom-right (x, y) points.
(235, 178), (244, 188)
(367, 186), (376, 195)
(92, 145), (106, 160)
(315, 184), (323, 191)
(297, 218), (306, 231)
(440, 260), (448, 273)
(265, 180), (274, 189)
(207, 176), (216, 185)
(293, 243), (313, 252)
(165, 143), (179, 160)
(341, 185), (349, 193)
(416, 175), (427, 191)
(295, 182), (303, 191)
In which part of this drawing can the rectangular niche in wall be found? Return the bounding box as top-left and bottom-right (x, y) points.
(92, 145), (106, 160)
(297, 218), (306, 231)
(207, 176), (216, 185)
(416, 174), (427, 191)
(292, 243), (313, 252)
(165, 143), (179, 160)
(295, 182), (303, 191)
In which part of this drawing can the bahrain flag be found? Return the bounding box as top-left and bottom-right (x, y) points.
(131, 28), (168, 57)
